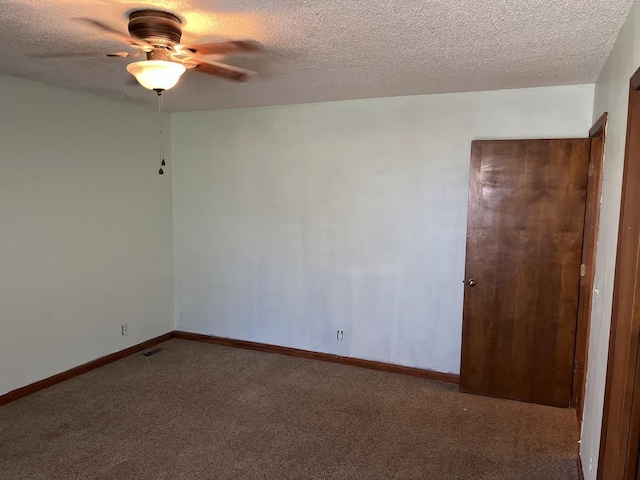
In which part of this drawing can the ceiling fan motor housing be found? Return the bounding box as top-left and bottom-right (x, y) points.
(128, 10), (182, 48)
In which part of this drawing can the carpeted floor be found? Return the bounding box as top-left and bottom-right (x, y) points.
(0, 339), (579, 479)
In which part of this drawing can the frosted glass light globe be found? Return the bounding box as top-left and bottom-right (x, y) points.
(126, 60), (186, 91)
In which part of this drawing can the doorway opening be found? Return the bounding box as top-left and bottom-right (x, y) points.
(460, 120), (606, 409)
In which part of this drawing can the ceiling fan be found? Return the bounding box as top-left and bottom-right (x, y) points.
(29, 9), (263, 176)
(33, 9), (263, 93)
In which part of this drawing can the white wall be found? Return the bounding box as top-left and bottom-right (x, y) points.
(172, 85), (594, 375)
(0, 75), (174, 395)
(580, 2), (640, 477)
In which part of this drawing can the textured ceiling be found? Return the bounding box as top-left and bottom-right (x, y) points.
(0, 0), (634, 112)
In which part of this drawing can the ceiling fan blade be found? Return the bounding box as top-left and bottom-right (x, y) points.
(27, 51), (139, 59)
(190, 58), (255, 82)
(107, 51), (143, 58)
(77, 18), (152, 49)
(27, 51), (132, 59)
(178, 40), (262, 56)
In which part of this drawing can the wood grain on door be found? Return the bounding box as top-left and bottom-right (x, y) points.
(460, 139), (590, 407)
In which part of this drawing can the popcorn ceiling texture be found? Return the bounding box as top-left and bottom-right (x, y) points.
(0, 0), (633, 112)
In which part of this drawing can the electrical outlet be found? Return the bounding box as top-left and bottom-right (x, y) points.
(121, 322), (128, 336)
(337, 330), (344, 341)
(589, 454), (593, 473)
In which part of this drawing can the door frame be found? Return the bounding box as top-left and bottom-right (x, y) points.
(571, 112), (608, 425)
(597, 65), (640, 480)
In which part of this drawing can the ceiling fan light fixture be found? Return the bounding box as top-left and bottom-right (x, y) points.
(126, 60), (186, 91)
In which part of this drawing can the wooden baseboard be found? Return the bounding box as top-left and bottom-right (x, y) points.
(1, 330), (458, 407)
(0, 332), (175, 407)
(577, 454), (585, 480)
(174, 331), (459, 384)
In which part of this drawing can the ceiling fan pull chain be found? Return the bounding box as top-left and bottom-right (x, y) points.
(158, 91), (165, 175)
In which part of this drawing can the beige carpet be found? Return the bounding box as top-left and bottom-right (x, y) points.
(0, 339), (579, 479)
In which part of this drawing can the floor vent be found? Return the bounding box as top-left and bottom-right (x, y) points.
(142, 348), (163, 357)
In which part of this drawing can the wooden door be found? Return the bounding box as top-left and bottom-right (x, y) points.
(460, 139), (590, 407)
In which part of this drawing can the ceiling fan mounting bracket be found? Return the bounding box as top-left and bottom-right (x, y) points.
(128, 9), (183, 48)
